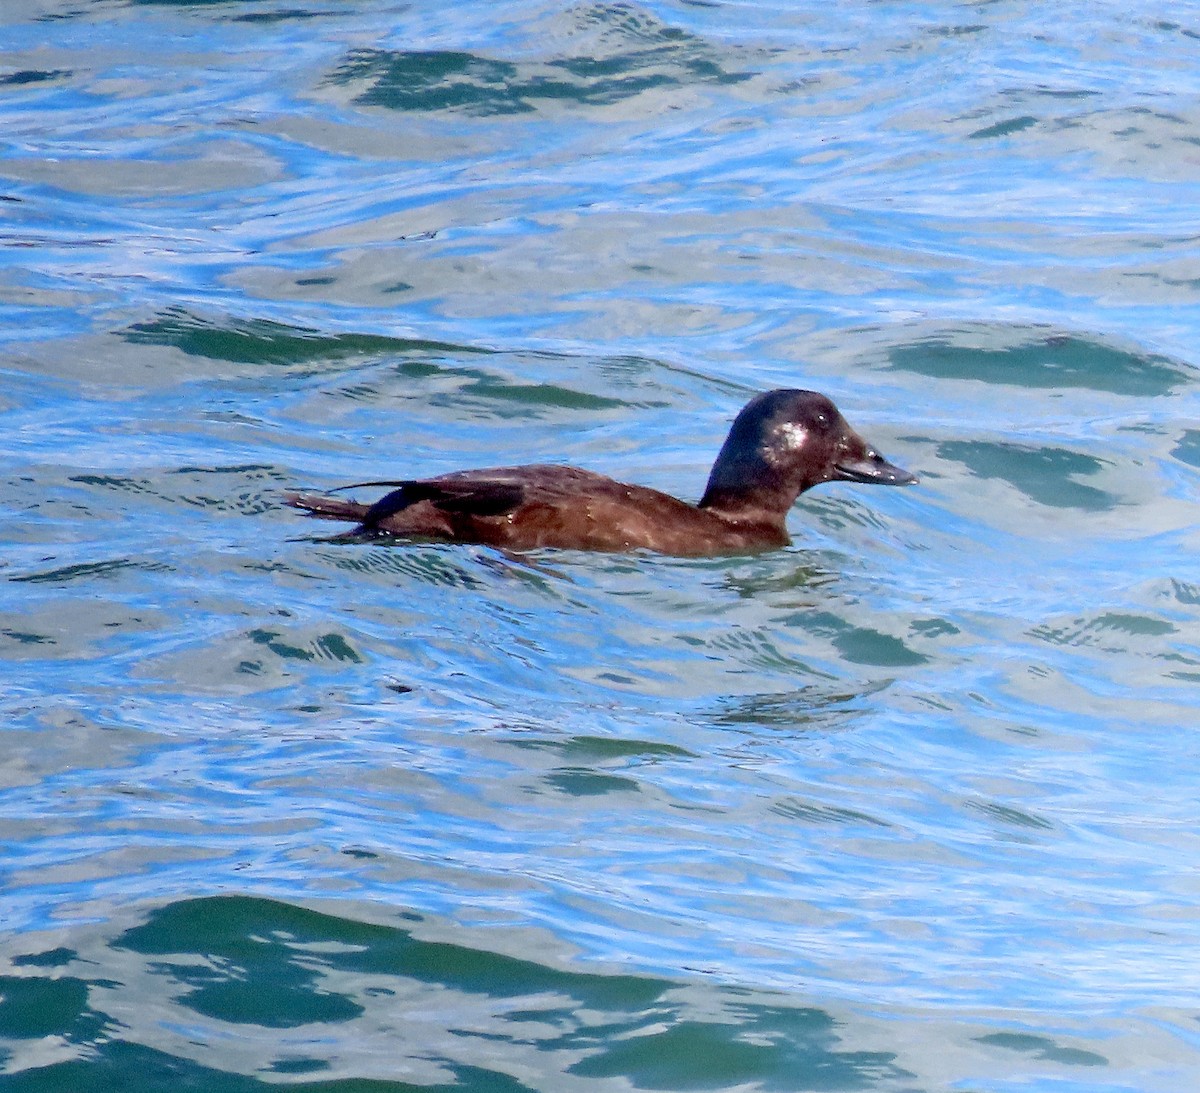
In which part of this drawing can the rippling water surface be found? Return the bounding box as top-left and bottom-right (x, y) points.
(4, 2), (1200, 1090)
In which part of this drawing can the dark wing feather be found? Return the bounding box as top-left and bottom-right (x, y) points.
(362, 480), (527, 528)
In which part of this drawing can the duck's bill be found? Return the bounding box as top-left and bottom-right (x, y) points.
(833, 452), (918, 486)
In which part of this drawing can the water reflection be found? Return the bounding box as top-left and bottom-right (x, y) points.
(888, 332), (1189, 396)
(327, 5), (751, 117)
(0, 895), (917, 1090)
(936, 440), (1117, 511)
(121, 307), (492, 367)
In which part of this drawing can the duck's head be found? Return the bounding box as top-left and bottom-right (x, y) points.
(698, 389), (916, 520)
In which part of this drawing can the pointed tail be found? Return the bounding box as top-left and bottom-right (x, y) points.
(283, 491), (371, 524)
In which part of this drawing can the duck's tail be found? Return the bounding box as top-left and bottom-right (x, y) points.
(283, 491), (371, 524)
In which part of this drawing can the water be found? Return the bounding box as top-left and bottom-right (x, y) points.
(3, 1), (1200, 1089)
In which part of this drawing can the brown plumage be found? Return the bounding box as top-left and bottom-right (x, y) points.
(285, 389), (916, 556)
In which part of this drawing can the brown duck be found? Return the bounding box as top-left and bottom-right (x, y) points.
(285, 389), (916, 556)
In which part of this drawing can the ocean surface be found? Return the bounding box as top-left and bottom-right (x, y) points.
(4, 2), (1200, 1090)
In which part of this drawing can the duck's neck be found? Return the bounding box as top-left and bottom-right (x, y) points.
(698, 475), (802, 529)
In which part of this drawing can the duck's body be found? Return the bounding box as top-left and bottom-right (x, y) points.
(286, 389), (916, 556)
(289, 464), (794, 556)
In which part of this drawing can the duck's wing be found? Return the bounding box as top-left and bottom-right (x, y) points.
(287, 466), (660, 548)
(360, 478), (527, 527)
(284, 476), (527, 529)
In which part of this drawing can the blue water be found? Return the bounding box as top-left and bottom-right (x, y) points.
(4, 2), (1200, 1090)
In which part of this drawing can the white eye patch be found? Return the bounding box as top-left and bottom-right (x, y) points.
(777, 422), (808, 449)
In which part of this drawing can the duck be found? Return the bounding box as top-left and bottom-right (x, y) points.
(284, 388), (916, 556)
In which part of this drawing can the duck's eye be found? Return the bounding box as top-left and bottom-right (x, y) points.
(816, 413), (828, 426)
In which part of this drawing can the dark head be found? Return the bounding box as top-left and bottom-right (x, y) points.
(698, 389), (916, 523)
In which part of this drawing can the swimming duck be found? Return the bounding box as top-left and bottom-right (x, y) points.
(285, 388), (916, 555)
